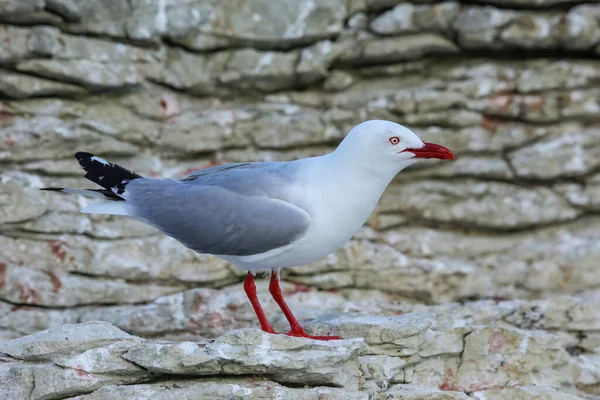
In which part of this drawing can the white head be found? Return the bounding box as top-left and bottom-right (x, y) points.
(334, 120), (455, 174)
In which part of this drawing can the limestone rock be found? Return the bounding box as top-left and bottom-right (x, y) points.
(61, 0), (131, 38)
(378, 180), (580, 229)
(158, 47), (299, 95)
(0, 314), (588, 399)
(0, 111), (138, 162)
(0, 302), (80, 338)
(453, 5), (600, 51)
(1, 362), (143, 400)
(517, 61), (600, 93)
(0, 321), (134, 360)
(123, 329), (364, 388)
(471, 386), (583, 400)
(500, 13), (561, 49)
(1, 0), (600, 398)
(558, 5), (600, 50)
(297, 40), (350, 84)
(398, 156), (513, 180)
(66, 0), (347, 48)
(454, 6), (518, 49)
(340, 34), (459, 65)
(457, 327), (574, 391)
(0, 71), (87, 99)
(378, 385), (470, 399)
(238, 109), (339, 149)
(324, 70), (354, 92)
(73, 381), (369, 400)
(220, 49), (298, 92)
(0, 233), (237, 286)
(166, 0), (347, 50)
(509, 128), (600, 179)
(370, 2), (459, 35)
(472, 0), (587, 6)
(0, 26), (36, 63)
(0, 263), (182, 307)
(0, 1), (61, 25)
(0, 184), (47, 224)
(0, 0), (45, 17)
(556, 175), (600, 211)
(16, 59), (145, 89)
(45, 0), (80, 22)
(576, 354), (600, 395)
(561, 89), (600, 119)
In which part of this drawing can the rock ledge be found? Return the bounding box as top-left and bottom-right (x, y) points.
(0, 314), (587, 400)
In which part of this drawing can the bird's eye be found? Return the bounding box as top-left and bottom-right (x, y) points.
(389, 136), (400, 145)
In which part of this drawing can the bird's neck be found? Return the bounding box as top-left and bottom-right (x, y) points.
(314, 149), (401, 208)
(325, 145), (412, 188)
(295, 151), (402, 244)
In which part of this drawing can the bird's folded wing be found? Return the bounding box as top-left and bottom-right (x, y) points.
(180, 162), (252, 180)
(125, 179), (311, 256)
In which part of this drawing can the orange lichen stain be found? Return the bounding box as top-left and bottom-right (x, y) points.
(18, 282), (39, 304)
(466, 382), (492, 392)
(48, 241), (67, 263)
(159, 93), (181, 118)
(283, 282), (312, 296)
(3, 135), (16, 146)
(0, 262), (6, 289)
(488, 93), (515, 111)
(524, 96), (545, 112)
(74, 363), (91, 378)
(439, 368), (461, 391)
(480, 116), (499, 133)
(43, 271), (62, 293)
(0, 103), (15, 122)
(206, 311), (225, 329)
(194, 292), (206, 312)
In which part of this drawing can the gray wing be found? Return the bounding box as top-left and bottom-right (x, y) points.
(179, 163), (253, 180)
(124, 164), (310, 256)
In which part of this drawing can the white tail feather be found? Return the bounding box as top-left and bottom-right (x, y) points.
(80, 202), (131, 216)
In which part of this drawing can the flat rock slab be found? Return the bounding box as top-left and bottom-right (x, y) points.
(0, 317), (585, 399)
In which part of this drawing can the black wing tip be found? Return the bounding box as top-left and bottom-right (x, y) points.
(40, 187), (64, 192)
(74, 152), (95, 166)
(75, 151), (94, 159)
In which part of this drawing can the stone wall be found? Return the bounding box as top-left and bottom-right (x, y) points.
(1, 0), (600, 399)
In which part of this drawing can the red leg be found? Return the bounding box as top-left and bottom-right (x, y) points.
(269, 270), (340, 341)
(243, 272), (276, 334)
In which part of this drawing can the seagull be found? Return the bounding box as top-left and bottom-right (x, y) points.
(42, 120), (455, 340)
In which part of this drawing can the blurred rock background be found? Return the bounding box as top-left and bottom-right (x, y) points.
(1, 0), (600, 398)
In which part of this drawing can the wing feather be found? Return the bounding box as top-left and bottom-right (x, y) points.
(125, 178), (310, 256)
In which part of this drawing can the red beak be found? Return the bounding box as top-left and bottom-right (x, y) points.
(404, 142), (455, 160)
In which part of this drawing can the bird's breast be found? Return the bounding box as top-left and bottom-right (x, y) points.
(302, 178), (384, 247)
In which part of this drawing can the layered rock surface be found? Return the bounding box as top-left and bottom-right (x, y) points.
(1, 0), (600, 398)
(0, 310), (590, 400)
